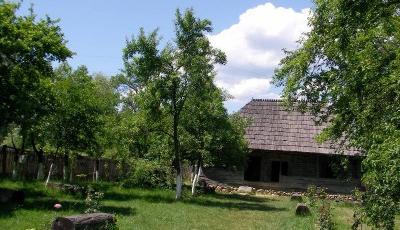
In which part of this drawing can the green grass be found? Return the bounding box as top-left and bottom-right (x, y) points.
(0, 179), (376, 230)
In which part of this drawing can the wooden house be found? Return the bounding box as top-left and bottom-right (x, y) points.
(203, 99), (362, 193)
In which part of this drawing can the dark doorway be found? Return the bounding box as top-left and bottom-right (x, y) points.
(281, 161), (288, 176)
(244, 156), (261, 181)
(271, 161), (280, 182)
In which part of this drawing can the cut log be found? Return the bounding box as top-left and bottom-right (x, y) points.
(295, 203), (310, 216)
(0, 188), (25, 204)
(51, 212), (116, 230)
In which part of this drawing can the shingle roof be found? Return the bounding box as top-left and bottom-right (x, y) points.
(239, 99), (359, 156)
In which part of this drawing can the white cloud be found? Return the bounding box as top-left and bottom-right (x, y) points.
(209, 2), (310, 112)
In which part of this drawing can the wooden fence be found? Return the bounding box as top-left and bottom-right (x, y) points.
(0, 146), (125, 181)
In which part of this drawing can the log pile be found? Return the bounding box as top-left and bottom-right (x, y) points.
(51, 212), (116, 230)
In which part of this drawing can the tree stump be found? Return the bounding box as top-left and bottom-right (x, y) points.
(295, 203), (310, 216)
(0, 188), (25, 204)
(51, 212), (116, 230)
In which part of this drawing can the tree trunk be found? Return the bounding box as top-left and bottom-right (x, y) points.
(191, 162), (202, 196)
(12, 149), (19, 180)
(95, 159), (99, 182)
(191, 163), (198, 195)
(31, 137), (45, 180)
(37, 149), (45, 180)
(173, 113), (182, 200)
(69, 158), (74, 183)
(51, 213), (116, 230)
(175, 171), (183, 200)
(63, 152), (69, 182)
(37, 163), (44, 180)
(45, 163), (54, 187)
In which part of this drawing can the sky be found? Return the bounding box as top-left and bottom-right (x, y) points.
(19, 0), (313, 112)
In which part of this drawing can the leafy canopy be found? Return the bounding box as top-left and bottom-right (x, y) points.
(0, 2), (72, 137)
(273, 0), (400, 229)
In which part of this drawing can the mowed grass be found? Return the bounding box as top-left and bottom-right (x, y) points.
(0, 179), (376, 230)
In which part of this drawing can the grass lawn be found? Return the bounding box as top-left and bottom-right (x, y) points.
(0, 179), (378, 229)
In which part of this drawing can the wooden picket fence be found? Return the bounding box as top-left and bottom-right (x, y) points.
(0, 146), (125, 181)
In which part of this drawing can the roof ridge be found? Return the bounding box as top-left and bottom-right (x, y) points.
(252, 98), (282, 102)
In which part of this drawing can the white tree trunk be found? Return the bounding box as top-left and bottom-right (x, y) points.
(95, 169), (99, 182)
(45, 163), (54, 187)
(37, 162), (44, 180)
(175, 172), (183, 200)
(93, 162), (99, 182)
(191, 165), (202, 196)
(12, 168), (17, 180)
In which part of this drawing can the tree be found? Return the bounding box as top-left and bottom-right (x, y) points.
(0, 2), (72, 136)
(121, 9), (226, 199)
(91, 74), (119, 181)
(273, 1), (400, 229)
(180, 88), (248, 195)
(46, 64), (116, 182)
(0, 2), (72, 179)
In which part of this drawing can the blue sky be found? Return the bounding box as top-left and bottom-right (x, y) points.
(19, 0), (313, 112)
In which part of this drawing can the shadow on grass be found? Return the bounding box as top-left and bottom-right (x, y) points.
(0, 198), (135, 219)
(104, 190), (175, 203)
(104, 189), (285, 212)
(207, 192), (278, 203)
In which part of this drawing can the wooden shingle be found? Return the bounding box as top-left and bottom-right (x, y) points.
(239, 99), (359, 156)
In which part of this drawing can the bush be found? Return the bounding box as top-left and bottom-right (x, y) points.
(306, 185), (327, 207)
(85, 185), (104, 213)
(122, 159), (173, 188)
(318, 202), (335, 230)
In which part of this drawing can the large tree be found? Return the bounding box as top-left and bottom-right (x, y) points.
(121, 9), (227, 199)
(46, 64), (117, 182)
(0, 2), (72, 136)
(0, 2), (72, 179)
(273, 1), (400, 229)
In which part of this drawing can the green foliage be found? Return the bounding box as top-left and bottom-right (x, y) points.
(273, 0), (400, 228)
(351, 189), (364, 230)
(318, 202), (335, 230)
(118, 8), (247, 198)
(85, 185), (104, 213)
(362, 134), (400, 230)
(306, 185), (327, 207)
(122, 159), (173, 188)
(45, 64), (118, 156)
(0, 2), (72, 138)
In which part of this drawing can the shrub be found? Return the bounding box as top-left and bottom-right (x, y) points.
(306, 185), (327, 207)
(318, 201), (335, 230)
(351, 188), (364, 230)
(85, 186), (104, 213)
(122, 159), (173, 188)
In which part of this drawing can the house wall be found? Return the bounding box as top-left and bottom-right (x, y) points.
(202, 168), (244, 185)
(203, 150), (362, 194)
(256, 151), (319, 181)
